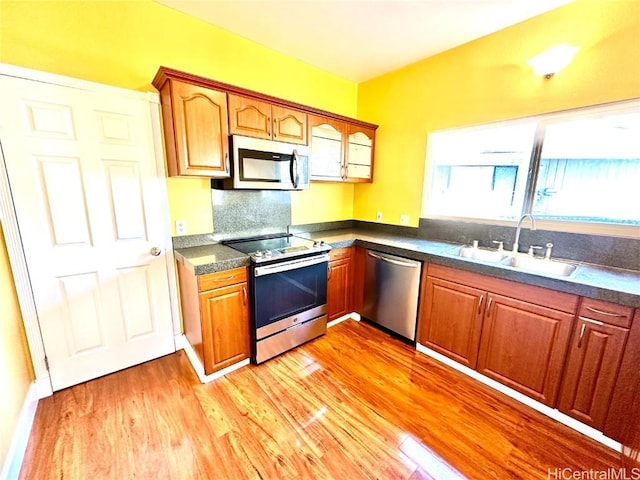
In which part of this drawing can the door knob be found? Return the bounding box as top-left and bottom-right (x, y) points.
(150, 246), (162, 256)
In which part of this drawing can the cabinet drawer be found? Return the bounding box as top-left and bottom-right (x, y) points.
(578, 298), (634, 328)
(329, 247), (353, 261)
(198, 267), (248, 292)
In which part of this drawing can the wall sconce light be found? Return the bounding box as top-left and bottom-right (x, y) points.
(528, 44), (580, 79)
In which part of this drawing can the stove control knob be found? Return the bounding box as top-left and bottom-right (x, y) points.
(320, 241), (325, 245)
(254, 251), (263, 258)
(264, 250), (272, 257)
(313, 241), (319, 247)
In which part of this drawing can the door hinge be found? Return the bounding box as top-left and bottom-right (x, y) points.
(44, 356), (50, 370)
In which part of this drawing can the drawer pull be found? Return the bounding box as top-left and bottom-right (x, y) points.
(585, 306), (626, 318)
(242, 287), (247, 306)
(477, 295), (484, 315)
(215, 274), (236, 282)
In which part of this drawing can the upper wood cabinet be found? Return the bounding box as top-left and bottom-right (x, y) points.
(309, 114), (345, 181)
(157, 79), (230, 177)
(346, 124), (375, 182)
(309, 115), (375, 183)
(152, 67), (377, 178)
(228, 94), (307, 145)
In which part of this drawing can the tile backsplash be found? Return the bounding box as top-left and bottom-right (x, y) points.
(418, 218), (640, 271)
(211, 189), (291, 240)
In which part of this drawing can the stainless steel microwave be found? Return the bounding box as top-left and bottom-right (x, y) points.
(212, 135), (310, 190)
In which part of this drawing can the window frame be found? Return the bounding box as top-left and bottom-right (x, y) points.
(421, 99), (640, 238)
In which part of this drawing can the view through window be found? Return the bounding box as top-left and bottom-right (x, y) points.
(422, 101), (640, 227)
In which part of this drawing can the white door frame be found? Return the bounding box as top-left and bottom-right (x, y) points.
(0, 63), (181, 398)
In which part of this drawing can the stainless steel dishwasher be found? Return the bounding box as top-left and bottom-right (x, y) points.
(362, 250), (422, 341)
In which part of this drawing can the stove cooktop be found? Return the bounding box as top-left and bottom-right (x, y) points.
(223, 234), (330, 263)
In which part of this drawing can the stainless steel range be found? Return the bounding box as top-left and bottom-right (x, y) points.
(223, 234), (331, 363)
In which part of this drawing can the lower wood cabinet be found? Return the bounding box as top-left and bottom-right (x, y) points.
(476, 293), (574, 406)
(605, 308), (640, 442)
(418, 277), (484, 369)
(177, 262), (250, 375)
(327, 247), (354, 321)
(558, 298), (633, 430)
(418, 264), (578, 407)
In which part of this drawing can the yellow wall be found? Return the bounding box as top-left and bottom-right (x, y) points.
(0, 0), (358, 233)
(355, 0), (640, 226)
(0, 226), (33, 467)
(0, 0), (358, 464)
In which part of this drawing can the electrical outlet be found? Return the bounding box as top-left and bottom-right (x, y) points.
(376, 211), (383, 222)
(176, 220), (186, 235)
(400, 214), (409, 226)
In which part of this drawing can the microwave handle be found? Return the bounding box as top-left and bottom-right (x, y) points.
(290, 149), (300, 189)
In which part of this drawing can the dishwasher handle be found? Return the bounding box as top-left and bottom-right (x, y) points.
(367, 251), (419, 268)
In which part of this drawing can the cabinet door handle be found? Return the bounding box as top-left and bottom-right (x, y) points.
(578, 316), (604, 327)
(486, 297), (493, 315)
(242, 287), (247, 306)
(477, 295), (484, 315)
(327, 265), (332, 280)
(224, 152), (230, 173)
(577, 323), (587, 348)
(576, 317), (604, 348)
(585, 306), (625, 318)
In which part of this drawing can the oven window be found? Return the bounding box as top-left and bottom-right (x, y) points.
(253, 261), (327, 329)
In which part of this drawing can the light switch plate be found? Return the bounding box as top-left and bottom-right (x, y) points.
(376, 211), (383, 222)
(400, 214), (409, 225)
(176, 220), (186, 235)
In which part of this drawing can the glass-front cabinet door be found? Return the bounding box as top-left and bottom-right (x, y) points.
(346, 125), (375, 182)
(309, 114), (345, 181)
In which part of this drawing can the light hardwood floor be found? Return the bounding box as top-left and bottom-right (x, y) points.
(19, 320), (620, 479)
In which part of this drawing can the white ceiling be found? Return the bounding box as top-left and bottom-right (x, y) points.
(156, 0), (572, 82)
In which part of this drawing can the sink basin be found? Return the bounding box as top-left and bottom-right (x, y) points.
(503, 255), (578, 277)
(455, 246), (510, 263)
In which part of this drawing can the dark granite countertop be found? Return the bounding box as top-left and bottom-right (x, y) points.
(300, 228), (640, 308)
(175, 243), (251, 275)
(175, 227), (640, 308)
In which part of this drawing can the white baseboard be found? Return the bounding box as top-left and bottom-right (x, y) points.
(1, 383), (39, 480)
(176, 335), (250, 384)
(416, 343), (622, 452)
(327, 312), (360, 328)
(33, 375), (52, 399)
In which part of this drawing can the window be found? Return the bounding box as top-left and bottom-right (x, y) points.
(422, 101), (640, 228)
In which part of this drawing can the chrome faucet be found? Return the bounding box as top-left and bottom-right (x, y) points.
(512, 214), (536, 253)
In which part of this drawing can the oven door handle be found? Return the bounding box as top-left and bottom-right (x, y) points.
(254, 254), (329, 277)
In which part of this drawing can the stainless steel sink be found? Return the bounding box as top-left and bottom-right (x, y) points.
(502, 255), (578, 277)
(455, 246), (511, 263)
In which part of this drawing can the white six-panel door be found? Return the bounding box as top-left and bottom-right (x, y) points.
(0, 75), (175, 391)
